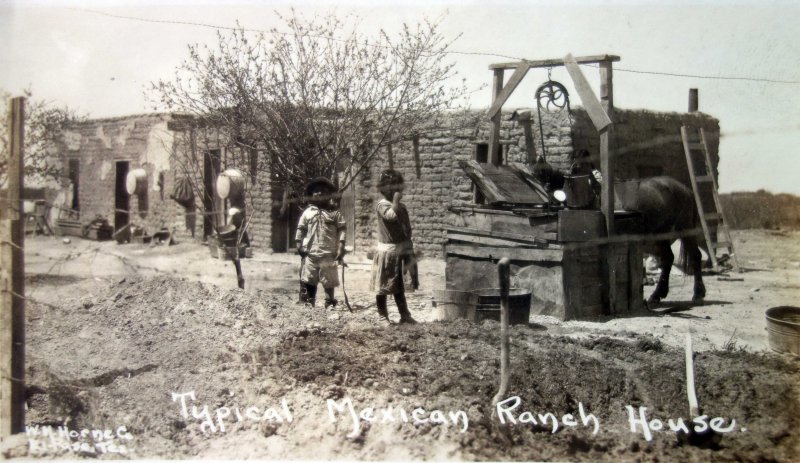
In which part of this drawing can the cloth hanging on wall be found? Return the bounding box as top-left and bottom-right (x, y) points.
(171, 176), (194, 209)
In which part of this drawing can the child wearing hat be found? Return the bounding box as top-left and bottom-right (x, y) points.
(370, 169), (418, 324)
(296, 177), (346, 308)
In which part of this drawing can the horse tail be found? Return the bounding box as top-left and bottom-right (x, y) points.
(677, 180), (701, 275)
(678, 241), (693, 275)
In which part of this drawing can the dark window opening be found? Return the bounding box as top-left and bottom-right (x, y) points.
(475, 143), (488, 163)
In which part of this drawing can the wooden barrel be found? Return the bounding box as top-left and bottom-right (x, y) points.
(216, 169), (245, 200)
(126, 168), (147, 195)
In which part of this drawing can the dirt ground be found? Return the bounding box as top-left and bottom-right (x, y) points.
(6, 229), (800, 461)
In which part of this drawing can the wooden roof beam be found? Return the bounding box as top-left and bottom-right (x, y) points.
(489, 54), (620, 70)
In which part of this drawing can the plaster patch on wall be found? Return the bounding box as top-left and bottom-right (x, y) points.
(115, 121), (136, 147)
(64, 130), (82, 151)
(96, 125), (113, 149)
(142, 121), (174, 191)
(100, 161), (112, 180)
(142, 121), (174, 174)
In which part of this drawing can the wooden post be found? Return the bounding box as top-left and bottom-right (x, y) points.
(598, 60), (615, 235)
(689, 89), (699, 112)
(488, 69), (504, 166)
(1, 96), (26, 436)
(516, 111), (537, 164)
(598, 60), (617, 314)
(386, 143), (394, 170)
(492, 258), (511, 407)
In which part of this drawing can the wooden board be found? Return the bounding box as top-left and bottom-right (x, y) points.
(564, 53), (612, 132)
(445, 226), (551, 246)
(487, 63), (532, 118)
(55, 219), (83, 237)
(459, 160), (548, 205)
(445, 243), (563, 262)
(508, 163), (551, 199)
(557, 209), (607, 242)
(489, 54), (620, 70)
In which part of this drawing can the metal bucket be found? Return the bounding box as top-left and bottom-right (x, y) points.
(125, 168), (148, 195)
(216, 169), (245, 200)
(563, 174), (595, 209)
(432, 290), (478, 322)
(766, 306), (800, 356)
(472, 288), (532, 325)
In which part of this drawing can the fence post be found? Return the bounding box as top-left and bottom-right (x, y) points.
(1, 96), (26, 437)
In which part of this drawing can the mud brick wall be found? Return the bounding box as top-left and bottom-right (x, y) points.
(60, 114), (185, 238)
(353, 125), (479, 257)
(245, 164), (272, 249)
(571, 109), (720, 185)
(61, 115), (274, 248)
(63, 108), (719, 257)
(353, 108), (720, 259)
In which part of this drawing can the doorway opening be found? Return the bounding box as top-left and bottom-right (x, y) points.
(114, 161), (130, 239)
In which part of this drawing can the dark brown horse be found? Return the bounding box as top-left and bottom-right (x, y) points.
(622, 176), (706, 303)
(536, 156), (707, 303)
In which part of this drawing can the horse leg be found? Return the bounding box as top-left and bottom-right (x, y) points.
(649, 240), (673, 303)
(685, 237), (706, 302)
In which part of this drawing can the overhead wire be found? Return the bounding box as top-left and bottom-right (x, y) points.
(65, 7), (800, 86)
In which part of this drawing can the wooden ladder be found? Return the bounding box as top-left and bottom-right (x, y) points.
(680, 125), (739, 272)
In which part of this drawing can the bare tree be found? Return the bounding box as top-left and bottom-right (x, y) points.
(148, 10), (472, 197)
(0, 89), (86, 189)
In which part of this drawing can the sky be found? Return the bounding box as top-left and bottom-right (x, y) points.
(1, 0), (799, 194)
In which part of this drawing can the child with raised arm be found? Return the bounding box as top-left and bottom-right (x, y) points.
(370, 169), (418, 324)
(296, 177), (346, 308)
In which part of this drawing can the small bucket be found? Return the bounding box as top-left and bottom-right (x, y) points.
(432, 290), (478, 322)
(472, 288), (532, 325)
(216, 169), (245, 200)
(126, 169), (148, 195)
(563, 174), (595, 209)
(765, 306), (800, 356)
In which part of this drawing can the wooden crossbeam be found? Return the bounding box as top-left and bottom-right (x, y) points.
(487, 63), (532, 118)
(489, 54), (620, 70)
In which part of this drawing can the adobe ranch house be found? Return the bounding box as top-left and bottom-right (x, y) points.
(54, 106), (719, 259)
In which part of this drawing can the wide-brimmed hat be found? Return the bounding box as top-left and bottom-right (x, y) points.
(304, 177), (337, 196)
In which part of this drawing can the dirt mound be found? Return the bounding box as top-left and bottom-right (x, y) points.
(268, 322), (800, 461)
(24, 275), (800, 461)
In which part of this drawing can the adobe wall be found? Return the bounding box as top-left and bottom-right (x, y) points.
(62, 107), (719, 257)
(571, 109), (720, 185)
(354, 108), (720, 258)
(59, 114), (186, 238)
